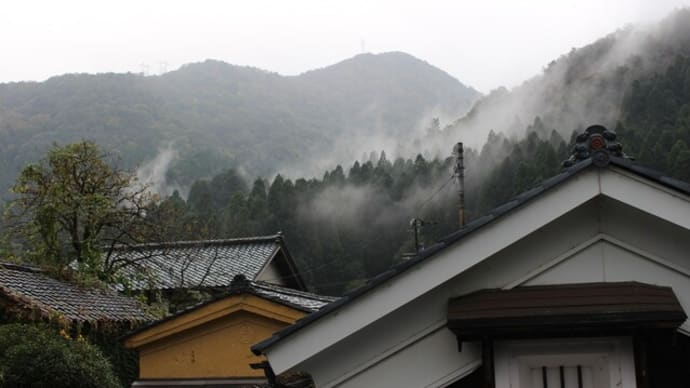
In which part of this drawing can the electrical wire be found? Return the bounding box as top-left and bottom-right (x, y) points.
(415, 175), (455, 213)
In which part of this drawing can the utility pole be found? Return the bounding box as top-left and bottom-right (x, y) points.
(453, 142), (466, 228)
(409, 218), (438, 254)
(410, 218), (422, 253)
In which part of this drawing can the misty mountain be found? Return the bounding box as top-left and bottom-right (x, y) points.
(431, 9), (690, 165)
(150, 9), (690, 295)
(0, 52), (480, 197)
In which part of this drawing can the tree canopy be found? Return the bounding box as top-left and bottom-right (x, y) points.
(4, 141), (157, 283)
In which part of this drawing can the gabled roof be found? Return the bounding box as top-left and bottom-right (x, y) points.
(109, 234), (306, 291)
(252, 155), (690, 356)
(0, 263), (154, 325)
(244, 279), (338, 313)
(124, 274), (337, 346)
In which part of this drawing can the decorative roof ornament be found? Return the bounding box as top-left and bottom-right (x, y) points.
(562, 125), (630, 168)
(230, 273), (250, 291)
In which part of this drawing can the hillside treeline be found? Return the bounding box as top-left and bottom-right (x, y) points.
(149, 50), (690, 295)
(148, 123), (570, 295)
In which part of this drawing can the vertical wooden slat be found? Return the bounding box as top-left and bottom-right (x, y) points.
(542, 366), (548, 388)
(577, 365), (583, 388)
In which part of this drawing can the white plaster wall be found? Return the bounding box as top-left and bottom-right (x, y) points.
(256, 261), (287, 286)
(525, 240), (690, 287)
(333, 329), (481, 388)
(600, 196), (690, 271)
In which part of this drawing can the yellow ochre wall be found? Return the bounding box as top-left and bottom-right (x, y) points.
(125, 294), (305, 379)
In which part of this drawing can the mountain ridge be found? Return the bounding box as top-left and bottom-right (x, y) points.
(0, 52), (481, 197)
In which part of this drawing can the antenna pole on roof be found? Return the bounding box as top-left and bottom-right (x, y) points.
(453, 142), (466, 228)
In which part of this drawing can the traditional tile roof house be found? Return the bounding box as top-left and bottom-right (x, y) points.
(252, 125), (690, 388)
(109, 233), (306, 292)
(124, 274), (336, 388)
(0, 262), (154, 327)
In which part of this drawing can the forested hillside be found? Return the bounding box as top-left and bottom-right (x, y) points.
(0, 52), (479, 198)
(147, 126), (568, 294)
(423, 9), (690, 158)
(145, 10), (690, 295)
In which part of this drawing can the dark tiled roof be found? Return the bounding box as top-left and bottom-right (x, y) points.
(244, 280), (337, 313)
(110, 234), (302, 291)
(0, 263), (155, 324)
(123, 275), (337, 341)
(251, 156), (690, 355)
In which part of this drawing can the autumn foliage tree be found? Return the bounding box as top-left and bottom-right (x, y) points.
(4, 141), (157, 282)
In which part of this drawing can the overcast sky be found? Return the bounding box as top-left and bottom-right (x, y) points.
(1, 0), (689, 93)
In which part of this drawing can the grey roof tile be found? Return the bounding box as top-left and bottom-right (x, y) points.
(123, 276), (337, 341)
(110, 235), (287, 291)
(0, 264), (154, 324)
(249, 281), (337, 313)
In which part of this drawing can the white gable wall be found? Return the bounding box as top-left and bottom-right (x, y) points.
(523, 238), (690, 287)
(255, 260), (287, 286)
(267, 168), (690, 388)
(601, 167), (690, 230)
(299, 200), (606, 387)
